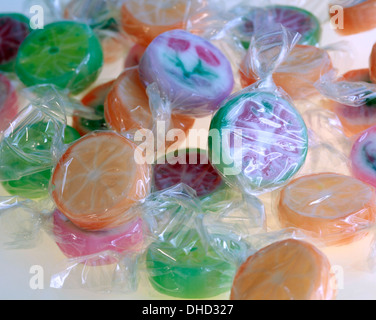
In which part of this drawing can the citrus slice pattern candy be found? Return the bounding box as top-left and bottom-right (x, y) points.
(121, 0), (207, 47)
(0, 13), (31, 72)
(51, 131), (151, 231)
(369, 42), (376, 84)
(124, 44), (146, 68)
(139, 29), (234, 117)
(209, 91), (308, 195)
(73, 80), (114, 136)
(325, 69), (376, 137)
(53, 210), (143, 266)
(351, 126), (376, 188)
(0, 74), (18, 133)
(230, 239), (336, 300)
(104, 67), (195, 150)
(329, 0), (376, 36)
(16, 21), (103, 95)
(237, 5), (321, 50)
(153, 149), (224, 198)
(1, 122), (80, 199)
(278, 173), (376, 246)
(146, 228), (237, 299)
(240, 45), (333, 100)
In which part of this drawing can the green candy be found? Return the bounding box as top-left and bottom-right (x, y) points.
(1, 122), (80, 199)
(16, 21), (103, 95)
(146, 229), (238, 299)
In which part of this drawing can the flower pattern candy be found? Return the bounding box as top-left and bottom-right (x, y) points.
(139, 29), (234, 117)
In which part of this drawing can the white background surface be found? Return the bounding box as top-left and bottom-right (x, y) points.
(1, 0), (376, 300)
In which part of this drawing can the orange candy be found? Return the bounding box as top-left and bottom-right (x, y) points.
(230, 239), (336, 300)
(51, 131), (151, 231)
(104, 67), (195, 150)
(329, 0), (376, 36)
(325, 68), (376, 137)
(370, 42), (376, 84)
(278, 173), (376, 246)
(120, 0), (206, 47)
(240, 45), (333, 100)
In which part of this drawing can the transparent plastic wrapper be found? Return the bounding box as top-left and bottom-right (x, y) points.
(222, 3), (322, 52)
(239, 44), (334, 101)
(119, 0), (210, 47)
(140, 183), (265, 299)
(152, 148), (232, 201)
(350, 125), (376, 189)
(50, 251), (140, 293)
(25, 0), (131, 65)
(315, 69), (376, 137)
(50, 130), (151, 232)
(0, 196), (55, 250)
(15, 20), (104, 95)
(230, 238), (337, 300)
(0, 85), (93, 200)
(274, 172), (376, 247)
(0, 13), (32, 73)
(104, 66), (196, 154)
(329, 0), (376, 36)
(208, 25), (309, 196)
(138, 29), (234, 118)
(0, 73), (19, 133)
(47, 209), (143, 293)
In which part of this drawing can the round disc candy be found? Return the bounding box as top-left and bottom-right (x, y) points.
(209, 91), (308, 194)
(240, 45), (333, 100)
(0, 74), (18, 132)
(139, 29), (234, 117)
(230, 239), (336, 300)
(325, 69), (376, 137)
(16, 21), (103, 95)
(153, 149), (225, 198)
(0, 14), (31, 72)
(278, 173), (376, 246)
(121, 0), (206, 47)
(351, 125), (376, 188)
(72, 80), (114, 136)
(236, 5), (321, 50)
(51, 131), (151, 231)
(104, 67), (195, 151)
(146, 228), (237, 299)
(329, 0), (376, 36)
(1, 122), (80, 199)
(53, 210), (143, 266)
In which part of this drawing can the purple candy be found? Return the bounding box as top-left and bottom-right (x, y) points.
(139, 29), (234, 117)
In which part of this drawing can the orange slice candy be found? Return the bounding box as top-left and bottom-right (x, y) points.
(278, 173), (376, 246)
(240, 44), (333, 100)
(370, 42), (376, 84)
(230, 239), (336, 300)
(104, 67), (195, 150)
(329, 0), (376, 36)
(120, 0), (206, 47)
(51, 131), (151, 231)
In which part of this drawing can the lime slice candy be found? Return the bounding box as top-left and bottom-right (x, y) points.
(1, 122), (80, 199)
(16, 21), (103, 95)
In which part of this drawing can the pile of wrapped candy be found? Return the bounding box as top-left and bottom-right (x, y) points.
(2, 0), (376, 300)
